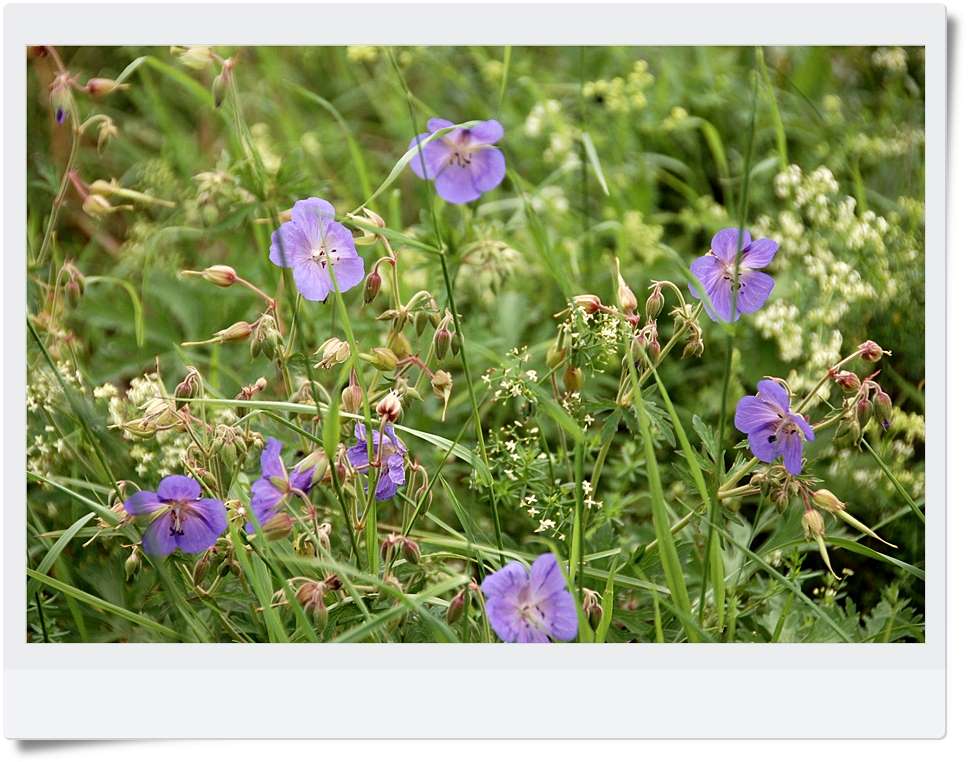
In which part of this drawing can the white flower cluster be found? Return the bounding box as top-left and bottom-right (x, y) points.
(872, 47), (908, 73)
(582, 59), (654, 113)
(523, 99), (579, 165)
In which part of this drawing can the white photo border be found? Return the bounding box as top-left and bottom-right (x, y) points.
(3, 2), (946, 739)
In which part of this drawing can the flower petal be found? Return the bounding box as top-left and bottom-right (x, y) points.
(269, 221), (311, 269)
(711, 227), (752, 262)
(250, 478), (284, 522)
(481, 560), (528, 600)
(291, 259), (331, 302)
(741, 238), (778, 268)
(175, 499), (227, 554)
(345, 441), (370, 471)
(434, 164), (480, 204)
(468, 119), (504, 145)
(260, 437), (286, 480)
(124, 490), (163, 516)
(747, 425), (781, 465)
(756, 379), (790, 410)
(484, 596), (526, 643)
(408, 132), (451, 180)
(734, 395), (782, 434)
(469, 147), (506, 195)
(528, 553), (567, 602)
(689, 254), (738, 322)
(536, 589), (579, 641)
(792, 412), (815, 442)
(291, 197), (334, 246)
(426, 117), (454, 132)
(736, 271), (774, 314)
(290, 467), (314, 493)
(373, 470), (400, 501)
(142, 512), (177, 557)
(779, 432), (804, 475)
(157, 475), (201, 502)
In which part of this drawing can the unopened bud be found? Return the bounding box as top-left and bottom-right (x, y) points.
(381, 534), (400, 563)
(873, 389), (893, 429)
(563, 365), (584, 392)
(546, 343), (566, 368)
(49, 73), (73, 125)
(582, 588), (603, 629)
(645, 284), (665, 320)
(216, 321), (252, 343)
(212, 68), (229, 108)
(192, 554), (211, 586)
(369, 347), (398, 372)
(388, 331), (412, 358)
(202, 265), (238, 287)
(296, 581), (329, 627)
(858, 340), (884, 362)
(573, 294), (602, 314)
(314, 337), (350, 369)
(856, 397), (873, 428)
(617, 273), (638, 314)
(82, 194), (115, 217)
(295, 450), (330, 484)
(364, 270), (382, 304)
(85, 77), (126, 97)
(647, 336), (661, 363)
(812, 489), (846, 514)
(97, 118), (118, 154)
(174, 366), (204, 400)
(801, 508), (826, 540)
(124, 547), (141, 580)
(174, 46), (213, 70)
(832, 370), (861, 392)
(434, 326), (453, 361)
(401, 537), (421, 565)
(446, 590), (467, 624)
(261, 512), (294, 541)
(341, 377), (364, 413)
(376, 390), (402, 422)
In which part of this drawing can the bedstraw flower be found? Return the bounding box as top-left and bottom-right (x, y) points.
(269, 197), (365, 302)
(408, 118), (506, 204)
(123, 475), (227, 557)
(734, 379), (815, 475)
(689, 227), (777, 322)
(481, 553), (578, 643)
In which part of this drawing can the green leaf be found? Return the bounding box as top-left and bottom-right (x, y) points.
(580, 131), (610, 196)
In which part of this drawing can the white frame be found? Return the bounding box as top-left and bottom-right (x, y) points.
(3, 2), (946, 739)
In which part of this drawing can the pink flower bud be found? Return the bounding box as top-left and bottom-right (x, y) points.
(858, 340), (884, 362)
(202, 265), (238, 287)
(376, 390), (403, 422)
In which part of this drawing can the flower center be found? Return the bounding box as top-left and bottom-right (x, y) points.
(517, 597), (549, 635)
(311, 242), (341, 266)
(168, 500), (190, 537)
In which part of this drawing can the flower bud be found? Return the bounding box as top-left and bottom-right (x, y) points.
(381, 534), (400, 563)
(124, 547), (141, 580)
(873, 389), (893, 429)
(313, 337), (351, 370)
(364, 270), (382, 304)
(682, 334), (704, 359)
(261, 512), (294, 541)
(812, 489), (846, 514)
(249, 313), (280, 359)
(647, 336), (661, 363)
(858, 340), (884, 362)
(446, 590), (467, 624)
(563, 365), (584, 392)
(192, 554), (211, 586)
(212, 68), (229, 108)
(201, 265), (238, 287)
(49, 73), (73, 125)
(617, 273), (638, 314)
(341, 374), (364, 413)
(546, 343), (566, 368)
(832, 370), (861, 392)
(573, 294), (602, 314)
(389, 331), (412, 359)
(174, 366), (204, 400)
(295, 449), (330, 484)
(216, 321), (253, 343)
(434, 326), (453, 361)
(376, 390), (403, 422)
(801, 508), (826, 540)
(296, 581), (329, 628)
(174, 46), (213, 70)
(855, 396), (873, 428)
(369, 347), (398, 372)
(85, 77), (126, 97)
(401, 537), (421, 565)
(582, 588), (603, 629)
(645, 284), (665, 320)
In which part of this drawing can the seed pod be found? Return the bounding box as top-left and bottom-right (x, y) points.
(341, 376), (364, 413)
(97, 118), (118, 154)
(617, 272), (638, 314)
(389, 331), (412, 359)
(174, 366), (204, 401)
(434, 326), (453, 360)
(833, 370), (861, 392)
(212, 68), (229, 108)
(314, 337), (351, 369)
(573, 294), (602, 314)
(261, 512), (294, 541)
(85, 77), (125, 97)
(364, 270), (382, 304)
(370, 347), (398, 372)
(645, 284), (665, 320)
(801, 508), (825, 540)
(82, 194), (115, 217)
(446, 590), (467, 624)
(401, 537), (421, 565)
(873, 389), (893, 429)
(855, 397), (874, 428)
(216, 321), (253, 343)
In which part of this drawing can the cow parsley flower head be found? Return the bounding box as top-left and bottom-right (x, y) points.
(345, 423), (407, 501)
(269, 197), (365, 301)
(248, 437), (314, 531)
(481, 553), (578, 643)
(408, 118), (506, 204)
(124, 475), (227, 557)
(689, 227), (777, 322)
(735, 379), (815, 475)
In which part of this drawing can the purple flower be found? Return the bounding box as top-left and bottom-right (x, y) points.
(481, 553), (578, 643)
(734, 379), (815, 475)
(345, 422), (407, 501)
(688, 227), (778, 322)
(408, 118), (506, 204)
(269, 197), (365, 302)
(247, 437), (314, 531)
(123, 475), (227, 557)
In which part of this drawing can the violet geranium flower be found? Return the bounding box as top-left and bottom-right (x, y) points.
(269, 197), (365, 302)
(688, 227), (778, 322)
(408, 118), (506, 204)
(481, 553), (578, 643)
(248, 437), (314, 531)
(124, 475), (227, 557)
(734, 379), (815, 475)
(345, 422), (407, 501)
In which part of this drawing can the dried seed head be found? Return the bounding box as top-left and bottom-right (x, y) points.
(801, 508), (826, 540)
(313, 337), (351, 369)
